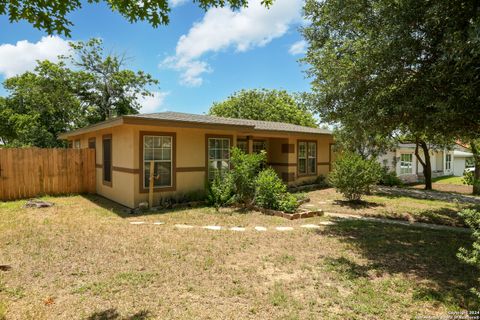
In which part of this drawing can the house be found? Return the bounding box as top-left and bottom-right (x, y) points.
(59, 112), (334, 208)
(378, 143), (474, 182)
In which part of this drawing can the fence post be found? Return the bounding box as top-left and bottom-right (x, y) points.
(149, 160), (154, 208)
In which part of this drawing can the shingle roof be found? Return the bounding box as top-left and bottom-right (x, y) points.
(126, 112), (331, 135)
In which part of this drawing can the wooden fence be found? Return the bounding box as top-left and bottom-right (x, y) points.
(0, 148), (96, 201)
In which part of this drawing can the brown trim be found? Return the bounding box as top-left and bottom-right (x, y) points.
(297, 139), (318, 177)
(88, 137), (96, 149)
(139, 131), (177, 193)
(205, 134), (234, 180)
(102, 134), (113, 187)
(317, 162), (330, 166)
(113, 166), (140, 174)
(177, 166), (207, 173)
(329, 143), (335, 172)
(95, 164), (102, 169)
(268, 162), (297, 167)
(281, 143), (294, 154)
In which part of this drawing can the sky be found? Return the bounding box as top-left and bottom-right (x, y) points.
(0, 0), (311, 115)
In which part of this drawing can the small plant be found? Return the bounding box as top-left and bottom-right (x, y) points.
(329, 152), (382, 201)
(278, 193), (298, 213)
(254, 168), (287, 209)
(457, 209), (480, 298)
(254, 168), (299, 213)
(378, 167), (403, 187)
(315, 174), (330, 188)
(206, 172), (234, 210)
(463, 170), (480, 191)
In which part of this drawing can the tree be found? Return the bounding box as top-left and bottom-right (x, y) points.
(0, 0), (273, 37)
(0, 61), (84, 147)
(301, 0), (480, 190)
(209, 89), (318, 127)
(64, 38), (159, 123)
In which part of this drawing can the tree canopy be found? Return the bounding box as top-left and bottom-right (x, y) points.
(0, 38), (159, 147)
(65, 38), (159, 123)
(209, 89), (318, 127)
(0, 0), (273, 37)
(301, 0), (480, 190)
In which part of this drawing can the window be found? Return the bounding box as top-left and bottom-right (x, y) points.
(67, 141), (73, 148)
(143, 135), (173, 189)
(102, 135), (112, 185)
(298, 141), (317, 175)
(253, 140), (267, 154)
(88, 138), (96, 149)
(400, 154), (413, 175)
(446, 154), (452, 170)
(208, 137), (231, 180)
(237, 139), (248, 153)
(74, 140), (81, 149)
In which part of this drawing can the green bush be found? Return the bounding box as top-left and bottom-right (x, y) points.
(378, 167), (403, 187)
(278, 193), (299, 213)
(329, 152), (382, 201)
(463, 170), (480, 190)
(315, 174), (330, 188)
(206, 172), (234, 210)
(254, 168), (299, 213)
(457, 209), (480, 298)
(254, 168), (287, 209)
(230, 147), (266, 205)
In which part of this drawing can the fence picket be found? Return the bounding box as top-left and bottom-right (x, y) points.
(0, 148), (96, 201)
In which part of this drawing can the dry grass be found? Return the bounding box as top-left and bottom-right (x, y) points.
(0, 194), (478, 319)
(306, 188), (478, 227)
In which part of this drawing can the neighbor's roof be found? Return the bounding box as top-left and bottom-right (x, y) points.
(60, 111), (331, 138)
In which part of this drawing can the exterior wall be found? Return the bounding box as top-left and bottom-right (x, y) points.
(68, 126), (136, 208)
(454, 158), (466, 176)
(68, 123), (334, 208)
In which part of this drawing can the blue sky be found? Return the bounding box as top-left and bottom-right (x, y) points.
(0, 0), (310, 114)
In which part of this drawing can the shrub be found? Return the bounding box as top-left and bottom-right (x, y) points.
(206, 172), (234, 210)
(328, 152), (382, 201)
(229, 147), (266, 205)
(254, 168), (287, 209)
(254, 168), (299, 213)
(463, 170), (480, 191)
(457, 209), (480, 298)
(278, 193), (298, 213)
(315, 174), (330, 188)
(378, 167), (403, 187)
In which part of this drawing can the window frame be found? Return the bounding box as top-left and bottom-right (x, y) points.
(252, 140), (267, 154)
(206, 135), (233, 180)
(139, 131), (176, 193)
(236, 139), (248, 154)
(102, 134), (112, 187)
(74, 139), (81, 149)
(297, 140), (317, 176)
(399, 153), (413, 175)
(446, 154), (452, 171)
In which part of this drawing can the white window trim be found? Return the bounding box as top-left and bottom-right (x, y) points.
(208, 137), (231, 179)
(143, 135), (173, 189)
(399, 153), (413, 175)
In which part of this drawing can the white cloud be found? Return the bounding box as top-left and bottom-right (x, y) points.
(0, 36), (70, 78)
(161, 0), (303, 86)
(289, 40), (307, 55)
(138, 91), (170, 114)
(170, 0), (188, 7)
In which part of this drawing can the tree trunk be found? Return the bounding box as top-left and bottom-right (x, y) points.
(415, 139), (432, 190)
(471, 141), (480, 195)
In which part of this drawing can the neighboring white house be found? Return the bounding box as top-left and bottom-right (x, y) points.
(378, 143), (474, 182)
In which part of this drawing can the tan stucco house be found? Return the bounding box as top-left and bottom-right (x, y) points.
(60, 112), (334, 208)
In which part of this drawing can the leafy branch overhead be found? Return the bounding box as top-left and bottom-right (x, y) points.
(0, 0), (274, 37)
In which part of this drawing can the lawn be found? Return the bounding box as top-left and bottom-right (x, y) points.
(305, 188), (479, 227)
(410, 175), (473, 194)
(0, 195), (478, 319)
(432, 176), (466, 185)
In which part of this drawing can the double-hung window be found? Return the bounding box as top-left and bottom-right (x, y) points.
(143, 135), (173, 188)
(253, 140), (267, 154)
(237, 140), (248, 153)
(208, 138), (230, 180)
(298, 141), (317, 175)
(446, 154), (452, 171)
(400, 154), (413, 175)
